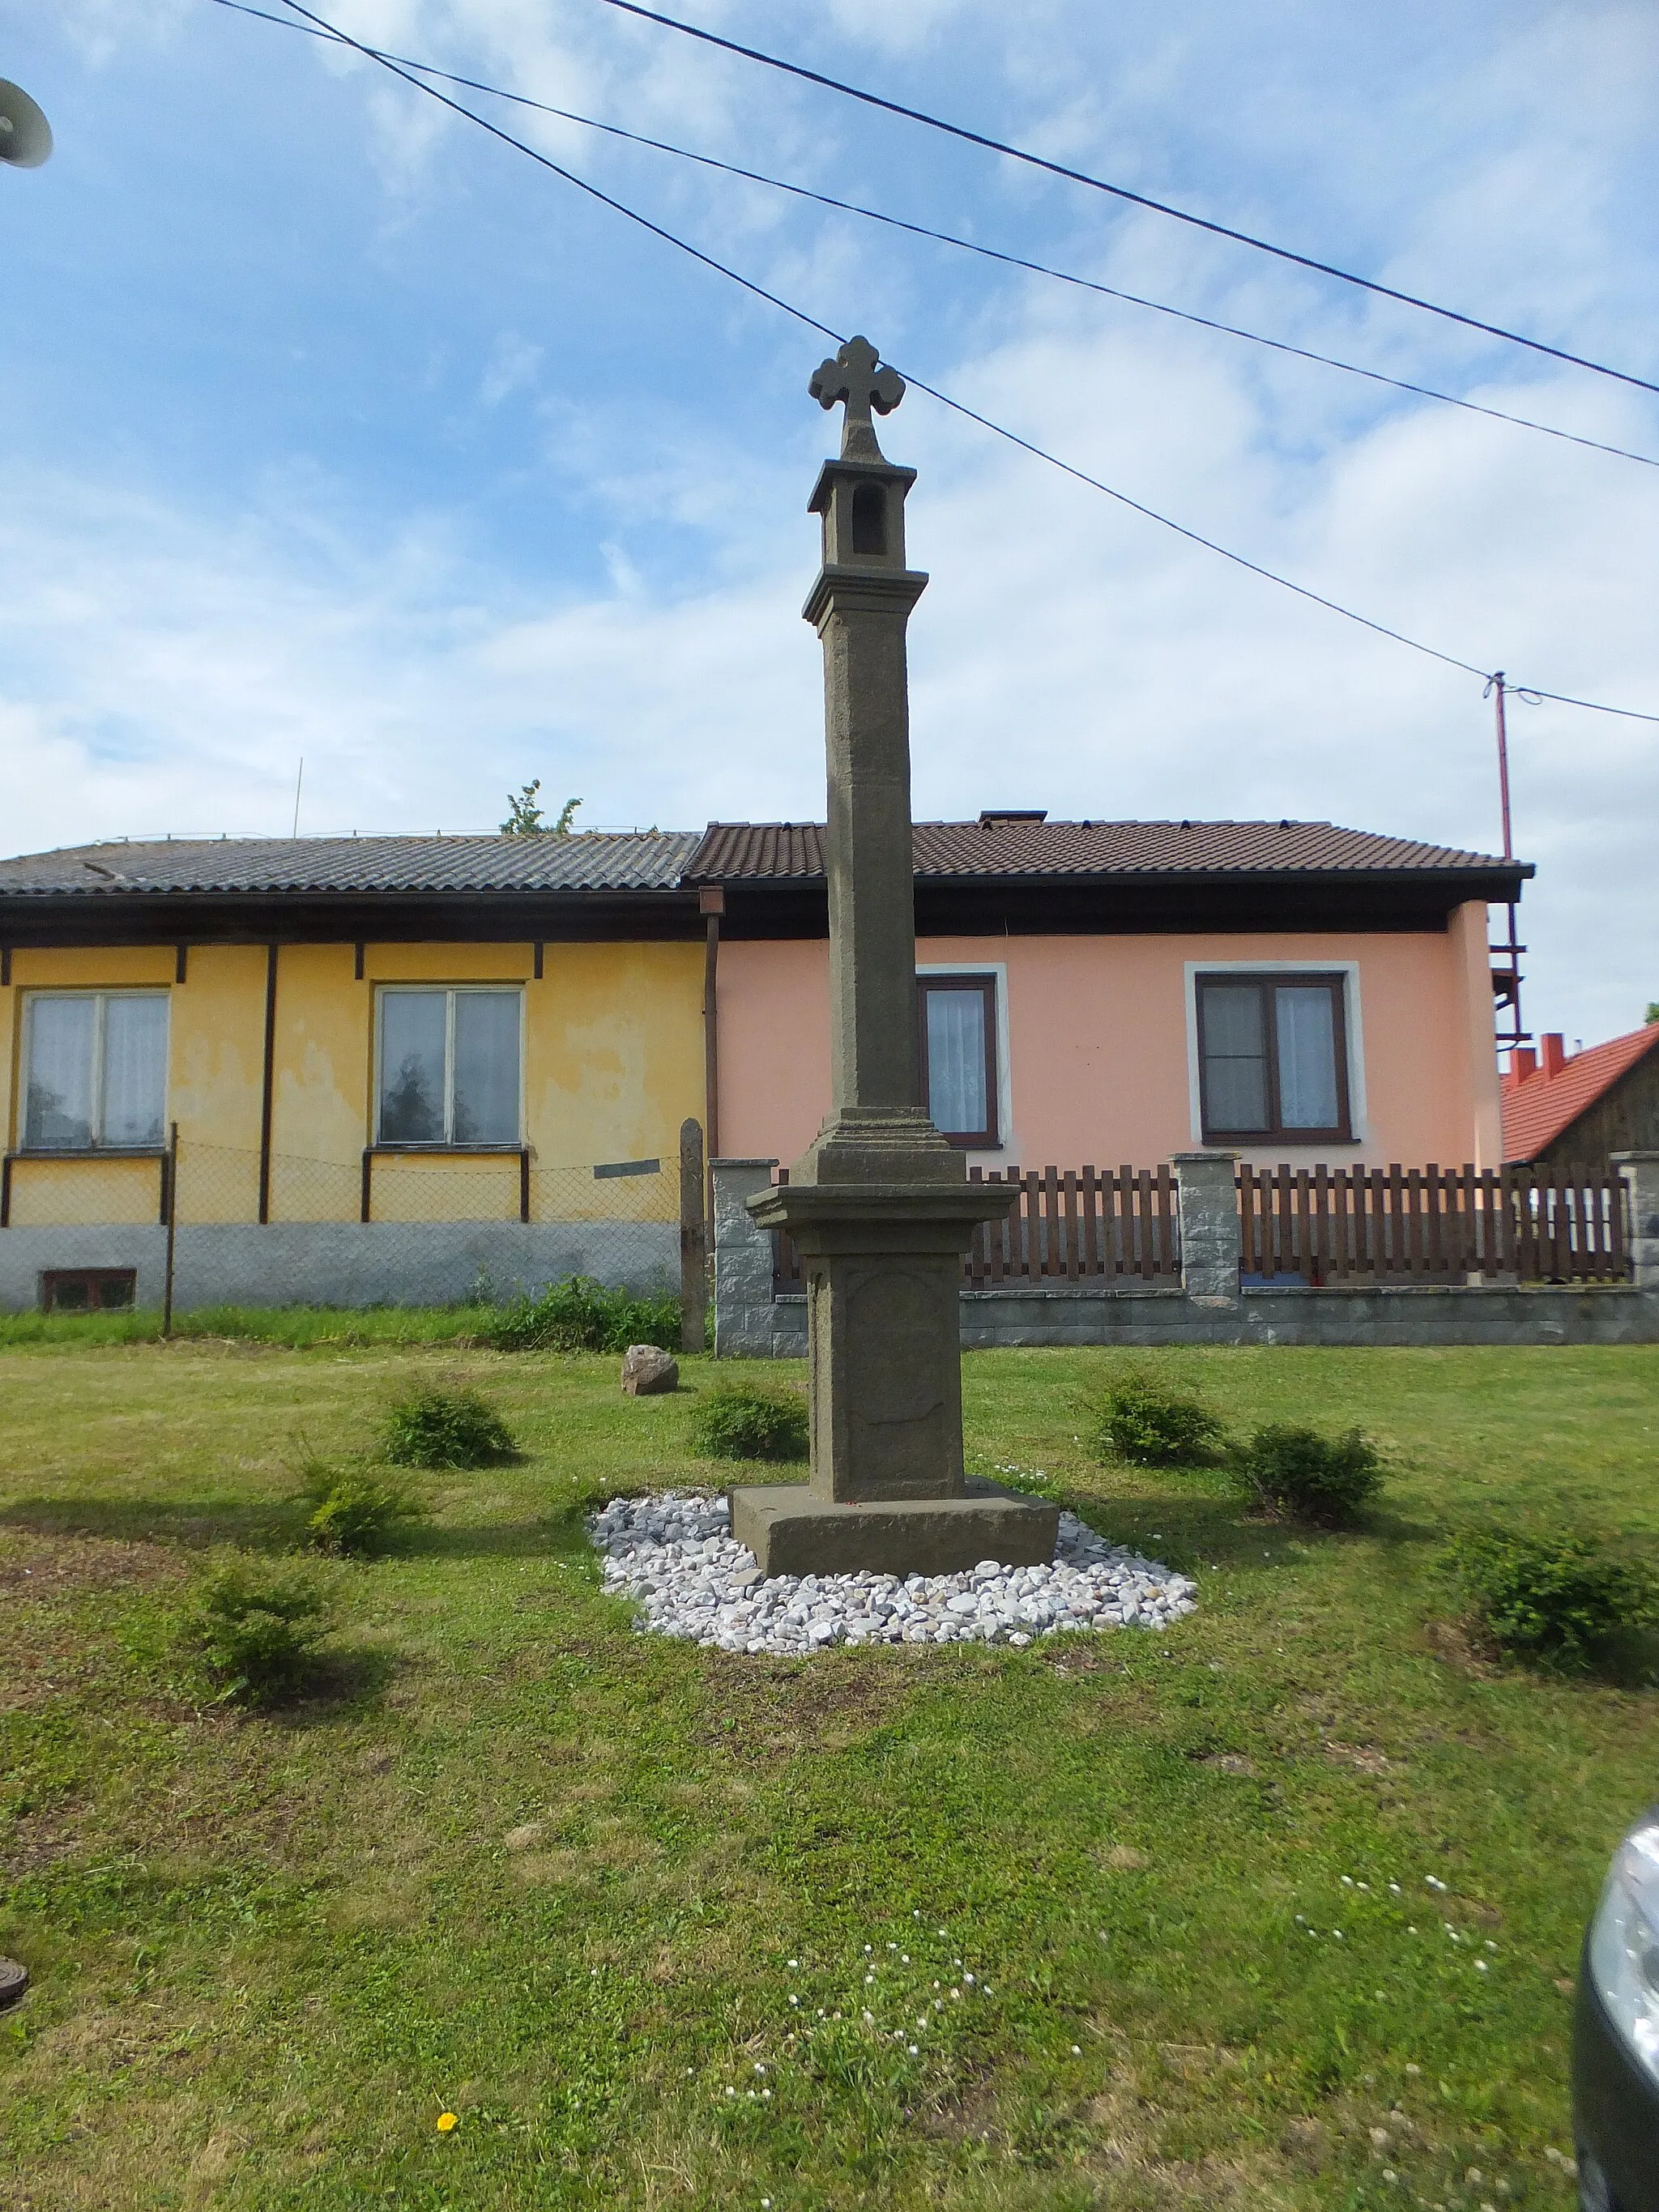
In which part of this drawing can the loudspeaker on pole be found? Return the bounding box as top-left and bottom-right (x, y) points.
(0, 79), (53, 168)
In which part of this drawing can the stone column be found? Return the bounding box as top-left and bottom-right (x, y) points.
(1173, 1152), (1242, 1310)
(711, 1158), (778, 1357)
(737, 339), (1049, 1577)
(1613, 1153), (1659, 1289)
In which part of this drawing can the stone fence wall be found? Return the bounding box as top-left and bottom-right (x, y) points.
(712, 1150), (1659, 1354)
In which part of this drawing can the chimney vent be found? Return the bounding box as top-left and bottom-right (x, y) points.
(1542, 1033), (1567, 1077)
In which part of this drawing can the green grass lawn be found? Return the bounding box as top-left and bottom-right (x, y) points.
(2, 1336), (1657, 2210)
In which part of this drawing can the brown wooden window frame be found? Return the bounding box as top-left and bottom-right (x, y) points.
(916, 973), (1000, 1148)
(41, 1268), (138, 1314)
(1195, 970), (1354, 1146)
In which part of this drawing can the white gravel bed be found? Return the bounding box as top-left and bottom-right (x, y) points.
(590, 1490), (1199, 1652)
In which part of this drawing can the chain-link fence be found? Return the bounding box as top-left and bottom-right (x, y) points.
(0, 1132), (698, 1316)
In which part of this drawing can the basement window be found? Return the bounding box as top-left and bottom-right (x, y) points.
(375, 987), (522, 1147)
(41, 1268), (137, 1313)
(21, 992), (168, 1150)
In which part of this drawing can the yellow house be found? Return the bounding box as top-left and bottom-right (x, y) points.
(0, 834), (710, 1311)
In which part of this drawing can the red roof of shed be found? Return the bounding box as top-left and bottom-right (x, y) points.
(1501, 1025), (1659, 1160)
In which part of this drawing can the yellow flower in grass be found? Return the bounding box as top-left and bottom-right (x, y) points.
(436, 2112), (458, 2133)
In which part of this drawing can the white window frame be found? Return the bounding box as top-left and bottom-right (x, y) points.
(915, 960), (1014, 1159)
(19, 988), (171, 1152)
(373, 984), (526, 1149)
(1183, 959), (1367, 1151)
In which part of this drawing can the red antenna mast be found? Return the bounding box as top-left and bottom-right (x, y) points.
(1483, 671), (1526, 1052)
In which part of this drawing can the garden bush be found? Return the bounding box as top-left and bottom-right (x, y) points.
(301, 1461), (428, 1556)
(1095, 1372), (1225, 1466)
(1226, 1422), (1381, 1524)
(1449, 1525), (1659, 1672)
(183, 1557), (331, 1707)
(489, 1275), (680, 1355)
(689, 1382), (809, 1462)
(382, 1386), (515, 1468)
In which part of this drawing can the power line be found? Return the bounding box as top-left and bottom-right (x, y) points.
(591, 0), (1659, 404)
(205, 0), (1659, 471)
(235, 1), (1659, 726)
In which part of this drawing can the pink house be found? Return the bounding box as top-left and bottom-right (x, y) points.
(690, 814), (1526, 1175)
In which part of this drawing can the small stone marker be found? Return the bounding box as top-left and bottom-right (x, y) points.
(621, 1344), (679, 1396)
(0, 1958), (28, 2010)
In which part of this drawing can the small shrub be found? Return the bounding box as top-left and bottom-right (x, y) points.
(183, 1557), (331, 1707)
(1450, 1526), (1659, 1672)
(301, 1463), (427, 1556)
(1096, 1374), (1225, 1467)
(382, 1386), (515, 1469)
(489, 1275), (680, 1355)
(689, 1383), (809, 1463)
(1227, 1423), (1381, 1524)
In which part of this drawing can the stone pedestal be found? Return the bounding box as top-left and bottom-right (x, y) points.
(731, 1476), (1059, 1579)
(736, 1177), (1054, 1575)
(747, 1179), (1004, 1500)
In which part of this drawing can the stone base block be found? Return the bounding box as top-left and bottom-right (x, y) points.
(728, 1476), (1059, 1579)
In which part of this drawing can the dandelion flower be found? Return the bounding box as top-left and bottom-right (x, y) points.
(437, 2112), (458, 2133)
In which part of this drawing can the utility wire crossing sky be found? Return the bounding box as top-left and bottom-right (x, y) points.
(594, 0), (1659, 399)
(211, 2), (1659, 473)
(263, 0), (1659, 728)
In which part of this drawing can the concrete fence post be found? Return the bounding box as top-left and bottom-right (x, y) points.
(1173, 1151), (1242, 1311)
(1613, 1152), (1659, 1289)
(711, 1157), (780, 1357)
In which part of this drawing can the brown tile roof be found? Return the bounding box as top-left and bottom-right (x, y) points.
(0, 833), (702, 899)
(685, 819), (1528, 884)
(1500, 1025), (1659, 1160)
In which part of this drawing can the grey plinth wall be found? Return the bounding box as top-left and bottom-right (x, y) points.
(0, 1220), (676, 1314)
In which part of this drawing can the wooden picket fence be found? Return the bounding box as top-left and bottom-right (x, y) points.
(771, 1163), (1181, 1292)
(1238, 1161), (1631, 1285)
(767, 1157), (1633, 1295)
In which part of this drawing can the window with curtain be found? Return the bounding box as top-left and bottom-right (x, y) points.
(1195, 973), (1350, 1143)
(22, 992), (168, 1149)
(916, 974), (999, 1146)
(377, 987), (522, 1146)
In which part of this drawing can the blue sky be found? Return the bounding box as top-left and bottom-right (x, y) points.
(3, 0), (1657, 1044)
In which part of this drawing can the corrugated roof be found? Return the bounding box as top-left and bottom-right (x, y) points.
(1500, 1025), (1659, 1160)
(685, 819), (1525, 882)
(0, 833), (702, 898)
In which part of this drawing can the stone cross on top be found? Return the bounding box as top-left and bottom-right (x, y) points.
(809, 335), (905, 462)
